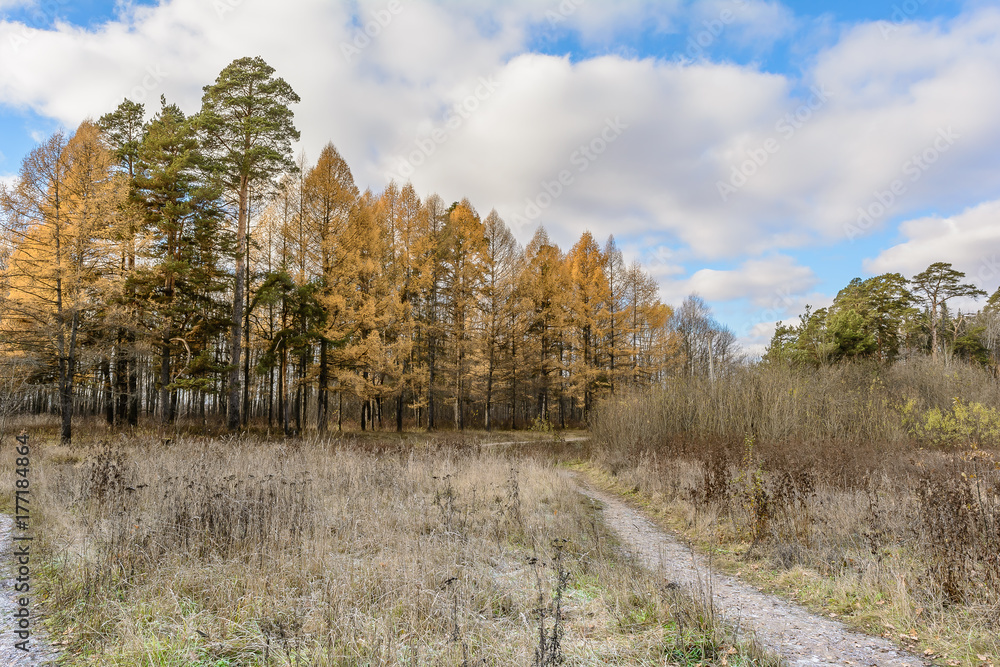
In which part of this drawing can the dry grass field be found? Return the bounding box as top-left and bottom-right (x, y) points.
(0, 424), (776, 666)
(5, 358), (998, 665)
(590, 359), (1000, 667)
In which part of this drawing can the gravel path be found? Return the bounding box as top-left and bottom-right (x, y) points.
(0, 515), (58, 666)
(574, 478), (929, 667)
(481, 434), (590, 448)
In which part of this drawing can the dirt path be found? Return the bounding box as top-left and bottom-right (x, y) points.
(0, 515), (58, 666)
(573, 478), (928, 667)
(482, 433), (590, 448)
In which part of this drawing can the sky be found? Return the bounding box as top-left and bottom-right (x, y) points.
(1, 0), (998, 356)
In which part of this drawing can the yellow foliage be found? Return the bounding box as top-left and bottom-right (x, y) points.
(901, 397), (1000, 448)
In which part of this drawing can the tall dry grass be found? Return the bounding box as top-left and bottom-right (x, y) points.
(590, 357), (1000, 664)
(592, 357), (1000, 461)
(17, 431), (777, 666)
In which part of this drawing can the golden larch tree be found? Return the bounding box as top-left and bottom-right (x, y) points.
(0, 122), (125, 443)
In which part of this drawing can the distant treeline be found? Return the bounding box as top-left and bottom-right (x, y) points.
(767, 263), (999, 369)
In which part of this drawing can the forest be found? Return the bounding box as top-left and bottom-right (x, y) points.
(0, 56), (689, 444)
(1, 55), (998, 446)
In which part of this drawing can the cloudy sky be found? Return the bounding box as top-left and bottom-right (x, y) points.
(1, 0), (998, 355)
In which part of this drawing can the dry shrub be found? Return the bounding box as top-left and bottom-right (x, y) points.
(915, 463), (1000, 604)
(590, 357), (1000, 658)
(592, 357), (1000, 455)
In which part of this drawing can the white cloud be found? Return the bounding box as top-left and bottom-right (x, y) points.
(393, 54), (794, 257)
(864, 199), (1000, 291)
(1, 0), (1000, 330)
(689, 0), (797, 52)
(654, 254), (825, 345)
(3, 3), (1000, 259)
(676, 255), (818, 306)
(369, 7), (1000, 261)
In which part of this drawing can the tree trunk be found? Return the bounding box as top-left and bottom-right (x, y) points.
(114, 350), (125, 424)
(930, 304), (940, 362)
(58, 314), (78, 445)
(485, 347), (494, 432)
(102, 360), (114, 425)
(302, 366), (310, 432)
(457, 347), (464, 431)
(295, 354), (303, 435)
(242, 235), (251, 425)
(228, 177), (249, 430)
(583, 329), (591, 422)
(510, 331), (518, 430)
(59, 359), (72, 444)
(114, 342), (127, 425)
(318, 338), (328, 433)
(160, 336), (172, 423)
(428, 336), (436, 431)
(396, 390), (404, 433)
(126, 169), (139, 427)
(278, 344), (287, 435)
(127, 330), (138, 426)
(267, 365), (274, 428)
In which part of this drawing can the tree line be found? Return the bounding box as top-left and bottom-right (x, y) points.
(0, 56), (705, 443)
(766, 262), (1000, 367)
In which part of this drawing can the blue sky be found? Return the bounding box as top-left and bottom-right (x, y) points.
(1, 0), (997, 356)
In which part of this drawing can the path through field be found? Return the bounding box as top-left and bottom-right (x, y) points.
(573, 477), (929, 667)
(0, 515), (57, 666)
(481, 433), (591, 448)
